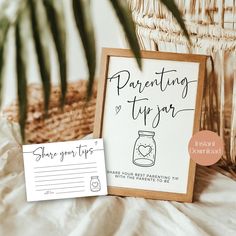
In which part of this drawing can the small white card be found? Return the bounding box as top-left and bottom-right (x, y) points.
(22, 139), (107, 201)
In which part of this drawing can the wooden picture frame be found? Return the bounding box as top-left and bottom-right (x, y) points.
(94, 48), (206, 202)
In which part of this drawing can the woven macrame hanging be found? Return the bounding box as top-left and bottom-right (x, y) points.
(129, 0), (236, 170)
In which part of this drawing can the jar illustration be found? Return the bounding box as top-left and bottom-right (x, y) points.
(133, 130), (156, 167)
(90, 176), (101, 192)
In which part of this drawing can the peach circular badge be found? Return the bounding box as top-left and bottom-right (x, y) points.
(188, 130), (224, 166)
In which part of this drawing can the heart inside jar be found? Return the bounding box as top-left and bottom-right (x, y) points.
(92, 182), (99, 187)
(138, 145), (152, 157)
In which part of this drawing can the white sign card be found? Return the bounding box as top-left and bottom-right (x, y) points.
(94, 48), (206, 202)
(22, 139), (107, 201)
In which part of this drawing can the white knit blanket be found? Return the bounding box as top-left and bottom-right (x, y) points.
(0, 118), (236, 236)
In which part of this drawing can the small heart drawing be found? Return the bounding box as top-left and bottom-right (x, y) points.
(115, 105), (121, 115)
(92, 182), (99, 187)
(138, 145), (152, 157)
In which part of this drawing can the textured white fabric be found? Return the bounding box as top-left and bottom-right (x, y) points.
(0, 117), (236, 236)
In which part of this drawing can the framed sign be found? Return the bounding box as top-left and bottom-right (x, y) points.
(94, 48), (206, 202)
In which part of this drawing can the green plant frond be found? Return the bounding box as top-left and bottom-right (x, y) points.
(43, 0), (67, 107)
(29, 0), (51, 114)
(72, 0), (96, 99)
(0, 17), (10, 107)
(160, 0), (191, 44)
(109, 0), (142, 69)
(15, 20), (28, 141)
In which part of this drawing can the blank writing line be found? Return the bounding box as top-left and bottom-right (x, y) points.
(35, 177), (84, 182)
(36, 181), (84, 187)
(34, 166), (96, 173)
(34, 162), (96, 169)
(35, 171), (97, 178)
(56, 190), (85, 194)
(36, 185), (85, 191)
